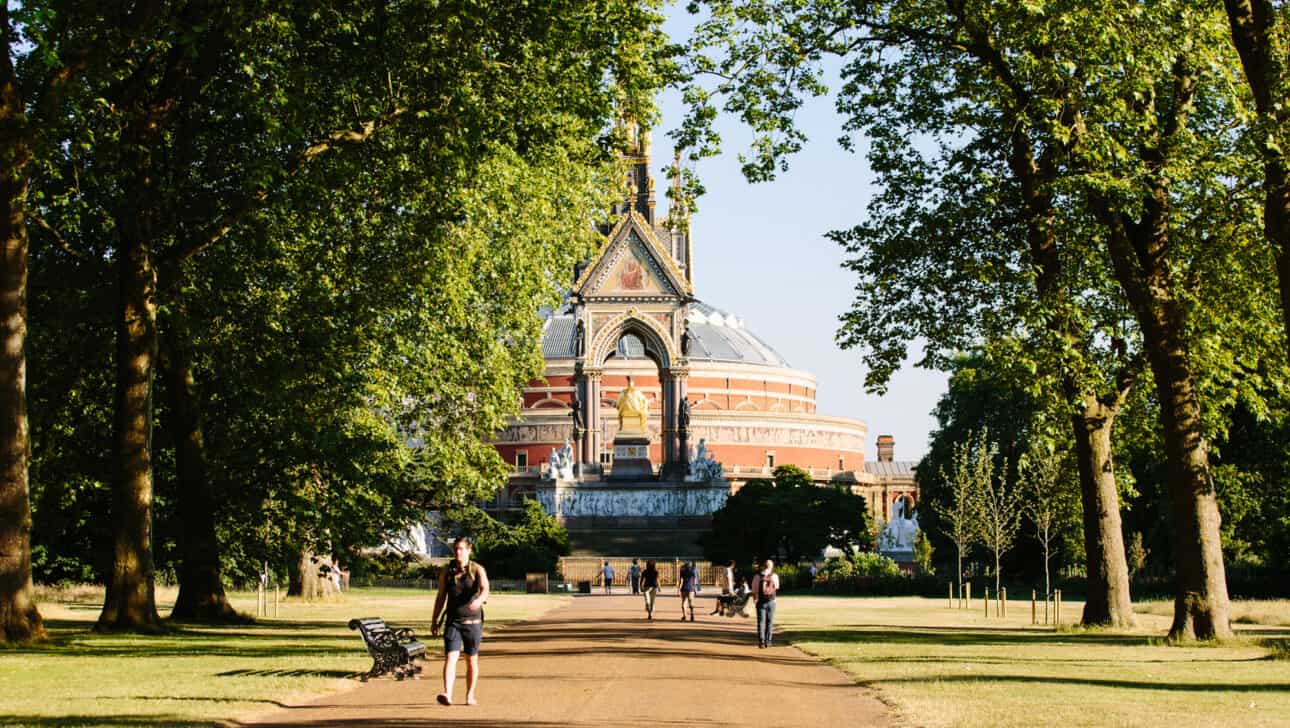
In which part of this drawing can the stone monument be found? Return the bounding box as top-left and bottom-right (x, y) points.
(610, 376), (653, 480)
(879, 495), (919, 562)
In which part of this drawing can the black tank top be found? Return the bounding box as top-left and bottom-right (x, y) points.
(445, 561), (482, 621)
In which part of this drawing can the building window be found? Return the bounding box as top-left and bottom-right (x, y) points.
(516, 452), (528, 469)
(600, 451), (612, 465)
(766, 452), (776, 469)
(838, 456), (845, 471)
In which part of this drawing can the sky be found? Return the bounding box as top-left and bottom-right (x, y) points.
(648, 7), (950, 462)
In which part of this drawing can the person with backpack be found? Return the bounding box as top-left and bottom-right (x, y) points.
(640, 560), (660, 619)
(678, 561), (698, 621)
(629, 559), (642, 595)
(750, 559), (780, 648)
(431, 536), (490, 705)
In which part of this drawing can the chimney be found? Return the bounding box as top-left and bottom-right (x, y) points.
(876, 434), (895, 463)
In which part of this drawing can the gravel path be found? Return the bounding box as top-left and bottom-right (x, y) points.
(238, 592), (896, 727)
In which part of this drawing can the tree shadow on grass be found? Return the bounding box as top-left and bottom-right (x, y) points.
(3, 715), (222, 727)
(876, 673), (1290, 693)
(781, 624), (1157, 649)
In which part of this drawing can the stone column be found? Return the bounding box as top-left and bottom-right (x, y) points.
(583, 368), (603, 471)
(659, 371), (674, 469)
(670, 365), (690, 477)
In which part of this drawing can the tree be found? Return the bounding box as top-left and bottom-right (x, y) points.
(703, 465), (874, 563)
(1019, 443), (1078, 598)
(0, 1), (42, 639)
(938, 430), (991, 597)
(678, 0), (1283, 640)
(971, 439), (1023, 602)
(1220, 0), (1290, 363)
(676, 0), (1142, 628)
(13, 0), (672, 631)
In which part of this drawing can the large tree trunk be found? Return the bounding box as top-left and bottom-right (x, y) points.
(1070, 399), (1135, 627)
(1101, 190), (1232, 641)
(290, 551), (333, 600)
(162, 309), (239, 623)
(97, 232), (163, 632)
(1148, 336), (1231, 640)
(0, 22), (44, 640)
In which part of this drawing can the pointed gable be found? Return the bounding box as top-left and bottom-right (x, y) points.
(574, 211), (691, 299)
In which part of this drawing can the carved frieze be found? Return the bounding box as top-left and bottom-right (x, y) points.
(536, 484), (729, 518)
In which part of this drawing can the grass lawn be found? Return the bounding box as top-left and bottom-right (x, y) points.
(0, 585), (569, 728)
(777, 594), (1290, 728)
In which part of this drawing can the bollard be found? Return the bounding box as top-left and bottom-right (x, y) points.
(274, 583), (279, 618)
(1001, 587), (1007, 618)
(984, 587), (990, 617)
(1054, 589), (1062, 628)
(1032, 589), (1037, 625)
(1044, 591), (1050, 625)
(966, 582), (972, 611)
(949, 582), (953, 609)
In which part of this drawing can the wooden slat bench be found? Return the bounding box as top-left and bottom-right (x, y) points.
(348, 617), (427, 681)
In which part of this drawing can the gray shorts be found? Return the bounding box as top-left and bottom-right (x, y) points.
(444, 621), (482, 656)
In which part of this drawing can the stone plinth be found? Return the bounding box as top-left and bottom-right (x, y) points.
(609, 435), (653, 481)
(536, 478), (728, 520)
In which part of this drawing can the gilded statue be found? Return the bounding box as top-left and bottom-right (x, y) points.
(616, 376), (649, 434)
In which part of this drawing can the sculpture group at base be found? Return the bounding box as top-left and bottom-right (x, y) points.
(879, 496), (919, 552)
(685, 438), (724, 483)
(548, 441), (575, 481)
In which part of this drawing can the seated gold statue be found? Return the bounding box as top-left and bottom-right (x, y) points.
(616, 376), (650, 434)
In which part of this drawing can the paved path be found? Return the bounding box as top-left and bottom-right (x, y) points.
(239, 593), (896, 727)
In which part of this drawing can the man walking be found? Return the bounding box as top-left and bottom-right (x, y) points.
(601, 560), (615, 595)
(750, 559), (780, 648)
(431, 536), (490, 705)
(629, 559), (642, 595)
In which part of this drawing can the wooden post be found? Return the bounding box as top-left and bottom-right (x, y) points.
(274, 583), (279, 618)
(1031, 589), (1037, 625)
(1054, 589), (1061, 628)
(966, 581), (971, 610)
(1044, 590), (1050, 625)
(1001, 587), (1007, 618)
(984, 587), (990, 617)
(949, 582), (954, 609)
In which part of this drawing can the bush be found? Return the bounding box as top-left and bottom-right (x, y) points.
(821, 551), (902, 580)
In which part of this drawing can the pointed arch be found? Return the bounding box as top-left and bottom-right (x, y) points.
(587, 309), (677, 370)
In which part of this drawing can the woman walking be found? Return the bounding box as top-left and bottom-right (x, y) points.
(640, 560), (660, 620)
(678, 561), (698, 621)
(431, 536), (490, 705)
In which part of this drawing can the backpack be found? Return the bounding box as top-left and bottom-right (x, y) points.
(758, 573), (777, 601)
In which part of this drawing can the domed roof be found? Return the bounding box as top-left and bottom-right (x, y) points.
(541, 301), (791, 368)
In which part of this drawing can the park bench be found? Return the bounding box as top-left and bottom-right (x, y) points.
(348, 617), (427, 681)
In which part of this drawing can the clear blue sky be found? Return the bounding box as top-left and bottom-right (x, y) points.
(649, 7), (949, 462)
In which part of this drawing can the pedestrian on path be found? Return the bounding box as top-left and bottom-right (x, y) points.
(678, 561), (698, 621)
(629, 559), (641, 595)
(750, 559), (779, 648)
(711, 560), (735, 616)
(601, 560), (615, 595)
(641, 560), (660, 619)
(431, 536), (491, 706)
